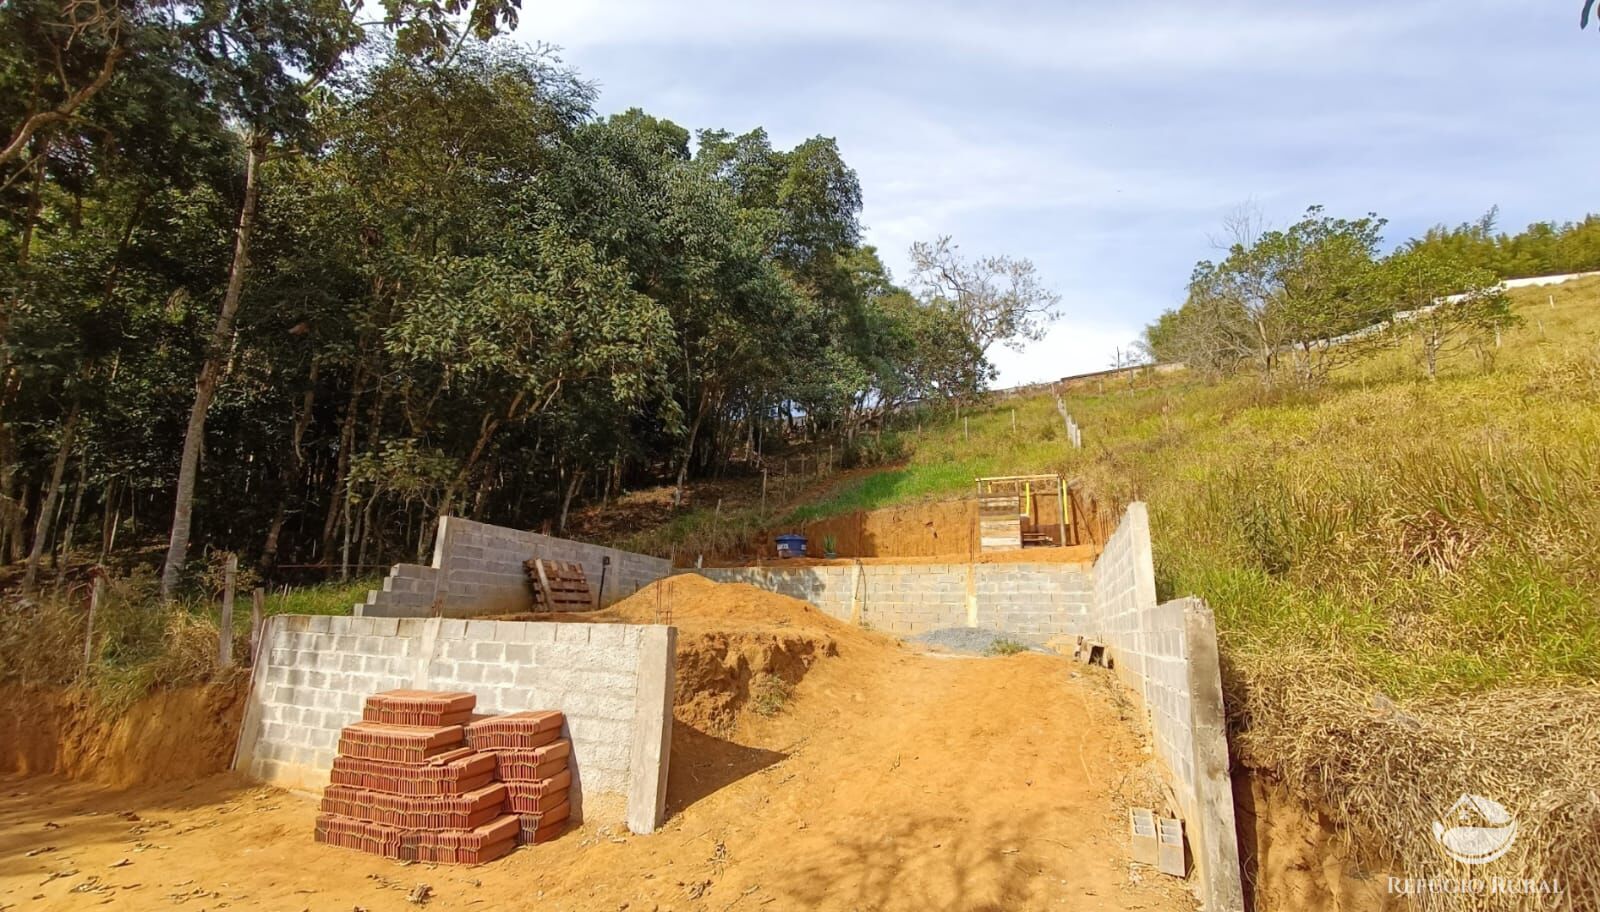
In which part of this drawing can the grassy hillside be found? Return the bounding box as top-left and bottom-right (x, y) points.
(770, 276), (1600, 697)
(750, 275), (1600, 901)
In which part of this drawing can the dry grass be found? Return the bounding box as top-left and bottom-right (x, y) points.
(0, 570), (248, 714)
(1232, 654), (1600, 910)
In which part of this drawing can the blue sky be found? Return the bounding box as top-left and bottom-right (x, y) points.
(515, 1), (1598, 385)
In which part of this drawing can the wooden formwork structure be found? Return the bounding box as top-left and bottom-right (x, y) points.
(974, 474), (1073, 552)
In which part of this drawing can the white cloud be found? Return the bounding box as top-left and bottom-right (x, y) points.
(528, 1), (1438, 76)
(986, 319), (1146, 387)
(513, 0), (1600, 388)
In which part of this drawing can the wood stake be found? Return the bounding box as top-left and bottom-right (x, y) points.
(84, 576), (103, 671)
(219, 554), (236, 667)
(250, 587), (264, 665)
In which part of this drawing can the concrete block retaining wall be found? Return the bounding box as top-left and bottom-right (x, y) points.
(697, 561), (1094, 637)
(701, 506), (1240, 910)
(358, 517), (673, 618)
(1089, 504), (1243, 912)
(233, 614), (675, 834)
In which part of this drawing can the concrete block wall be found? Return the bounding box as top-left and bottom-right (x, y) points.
(973, 564), (1093, 637)
(697, 566), (856, 622)
(698, 561), (1093, 638)
(233, 614), (675, 834)
(357, 516), (673, 618)
(855, 564), (967, 634)
(1087, 504), (1243, 912)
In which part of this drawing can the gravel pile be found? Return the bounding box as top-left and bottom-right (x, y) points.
(908, 627), (1051, 655)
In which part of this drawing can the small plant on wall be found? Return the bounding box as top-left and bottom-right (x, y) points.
(822, 534), (838, 558)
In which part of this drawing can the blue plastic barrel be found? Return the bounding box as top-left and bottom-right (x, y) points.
(775, 534), (808, 558)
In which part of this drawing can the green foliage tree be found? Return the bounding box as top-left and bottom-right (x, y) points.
(1383, 246), (1518, 380)
(1144, 207), (1389, 387)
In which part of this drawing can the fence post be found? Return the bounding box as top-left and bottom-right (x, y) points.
(83, 576), (104, 672)
(250, 587), (265, 665)
(219, 554), (237, 667)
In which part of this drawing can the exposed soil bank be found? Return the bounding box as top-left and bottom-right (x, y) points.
(1234, 771), (1400, 912)
(0, 681), (247, 788)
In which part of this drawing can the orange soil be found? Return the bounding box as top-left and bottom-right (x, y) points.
(0, 682), (246, 788)
(2, 578), (1195, 912)
(704, 545), (1098, 569)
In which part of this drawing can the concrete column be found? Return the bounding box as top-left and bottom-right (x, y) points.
(627, 625), (676, 834)
(230, 613), (281, 773)
(1183, 598), (1245, 912)
(964, 563), (977, 627)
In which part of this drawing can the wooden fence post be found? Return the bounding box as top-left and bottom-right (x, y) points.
(83, 576), (104, 672)
(219, 554), (236, 667)
(250, 587), (265, 665)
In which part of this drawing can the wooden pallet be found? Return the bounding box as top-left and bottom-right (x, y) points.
(977, 495), (1022, 552)
(523, 559), (594, 611)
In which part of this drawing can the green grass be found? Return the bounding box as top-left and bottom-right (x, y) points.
(985, 637), (1030, 657)
(264, 577), (380, 616)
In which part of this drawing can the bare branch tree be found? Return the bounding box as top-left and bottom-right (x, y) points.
(908, 236), (1061, 354)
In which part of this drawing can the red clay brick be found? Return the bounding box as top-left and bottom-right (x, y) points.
(503, 771), (570, 814)
(464, 711), (565, 750)
(329, 750), (496, 796)
(365, 689), (476, 715)
(320, 783), (508, 829)
(516, 815), (569, 846)
(491, 740), (571, 782)
(337, 722), (465, 763)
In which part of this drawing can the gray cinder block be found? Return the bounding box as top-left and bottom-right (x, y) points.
(1158, 817), (1186, 877)
(1130, 808), (1159, 865)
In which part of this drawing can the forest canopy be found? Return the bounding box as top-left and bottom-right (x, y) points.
(0, 2), (1054, 591)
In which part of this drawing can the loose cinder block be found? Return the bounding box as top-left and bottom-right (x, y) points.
(1158, 817), (1186, 877)
(1130, 808), (1159, 865)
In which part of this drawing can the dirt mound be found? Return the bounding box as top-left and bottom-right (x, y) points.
(608, 573), (860, 637)
(673, 629), (838, 734)
(0, 681), (247, 788)
(606, 575), (893, 734)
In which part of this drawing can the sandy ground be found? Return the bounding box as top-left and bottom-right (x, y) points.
(2, 578), (1194, 912)
(0, 655), (1191, 912)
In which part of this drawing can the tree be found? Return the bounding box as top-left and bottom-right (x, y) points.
(1147, 207), (1387, 388)
(157, 1), (525, 599)
(1383, 246), (1518, 380)
(907, 236), (1060, 383)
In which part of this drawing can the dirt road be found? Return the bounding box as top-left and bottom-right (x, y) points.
(2, 626), (1192, 911)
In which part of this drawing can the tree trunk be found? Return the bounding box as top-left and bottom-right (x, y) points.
(8, 483), (30, 563)
(320, 373), (365, 560)
(22, 402), (80, 592)
(260, 361), (318, 571)
(558, 467), (585, 534)
(160, 132), (266, 601)
(54, 456), (88, 589)
(99, 475), (119, 561)
(672, 389), (710, 509)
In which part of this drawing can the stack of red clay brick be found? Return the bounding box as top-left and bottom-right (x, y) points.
(314, 690), (571, 864)
(466, 710), (572, 845)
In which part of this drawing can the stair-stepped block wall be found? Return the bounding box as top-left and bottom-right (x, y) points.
(358, 517), (673, 618)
